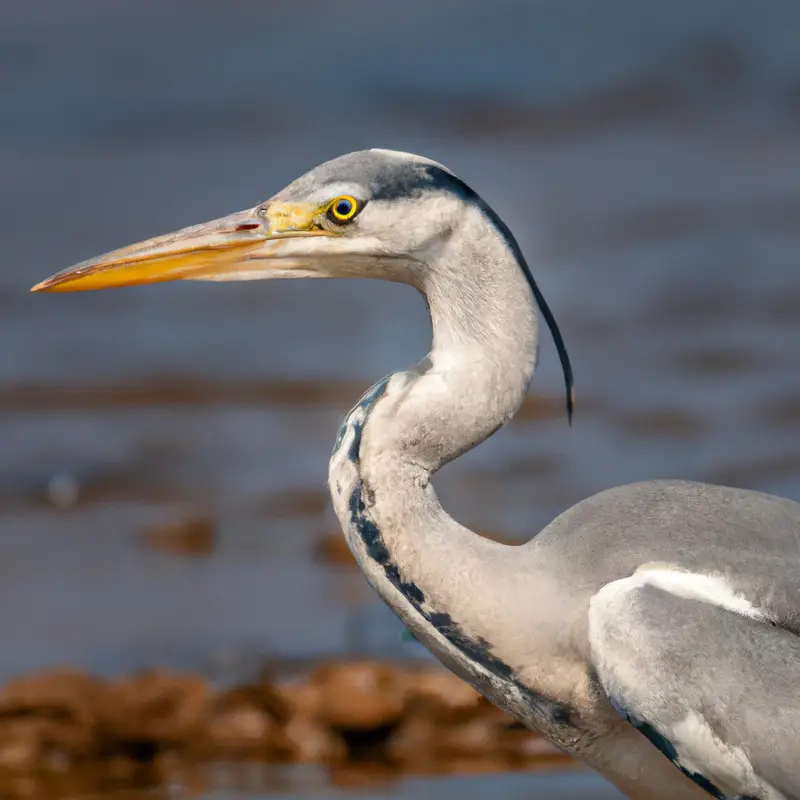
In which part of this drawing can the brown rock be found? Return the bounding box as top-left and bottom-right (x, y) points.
(388, 715), (505, 766)
(203, 680), (288, 755)
(205, 706), (274, 754)
(0, 718), (76, 771)
(274, 676), (323, 720)
(281, 715), (346, 764)
(385, 714), (437, 767)
(219, 680), (290, 722)
(103, 671), (210, 747)
(306, 661), (409, 731)
(0, 670), (107, 766)
(0, 669), (106, 715)
(141, 513), (215, 556)
(0, 661), (576, 777)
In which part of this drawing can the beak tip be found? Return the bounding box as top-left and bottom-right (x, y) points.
(30, 277), (59, 293)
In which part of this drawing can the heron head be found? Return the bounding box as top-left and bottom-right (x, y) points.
(31, 149), (472, 293)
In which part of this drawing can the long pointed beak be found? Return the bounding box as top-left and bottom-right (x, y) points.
(31, 205), (331, 293)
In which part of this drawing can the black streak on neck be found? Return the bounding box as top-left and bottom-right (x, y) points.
(340, 378), (573, 732)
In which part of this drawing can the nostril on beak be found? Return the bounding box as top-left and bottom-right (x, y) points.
(235, 222), (260, 232)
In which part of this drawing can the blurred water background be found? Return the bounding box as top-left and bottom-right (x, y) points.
(1, 1), (799, 797)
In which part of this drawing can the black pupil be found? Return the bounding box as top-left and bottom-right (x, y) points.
(335, 199), (352, 217)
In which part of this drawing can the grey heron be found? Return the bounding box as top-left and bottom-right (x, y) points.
(33, 149), (800, 800)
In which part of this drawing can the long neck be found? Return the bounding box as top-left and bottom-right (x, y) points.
(329, 204), (542, 682)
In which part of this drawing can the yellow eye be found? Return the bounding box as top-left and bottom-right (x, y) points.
(327, 195), (361, 223)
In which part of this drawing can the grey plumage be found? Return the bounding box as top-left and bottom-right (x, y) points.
(591, 567), (800, 799)
(34, 149), (800, 800)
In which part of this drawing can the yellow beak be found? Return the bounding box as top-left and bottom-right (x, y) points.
(31, 203), (331, 293)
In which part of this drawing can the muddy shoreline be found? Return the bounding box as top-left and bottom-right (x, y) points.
(0, 660), (571, 798)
